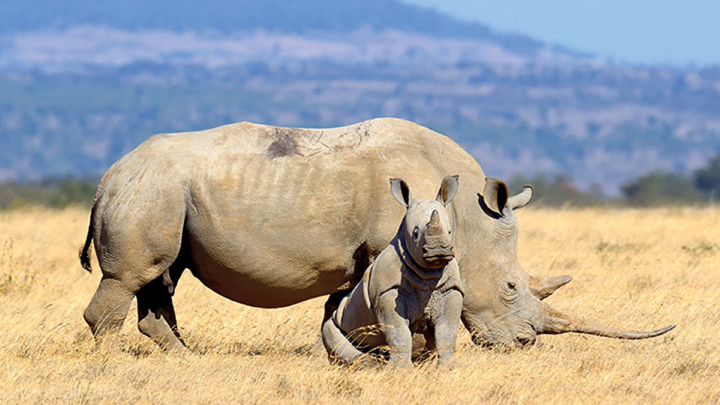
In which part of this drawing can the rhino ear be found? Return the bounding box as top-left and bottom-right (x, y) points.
(390, 178), (412, 207)
(481, 178), (508, 217)
(436, 175), (459, 206)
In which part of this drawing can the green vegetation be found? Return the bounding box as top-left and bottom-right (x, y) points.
(621, 171), (702, 206)
(3, 154), (719, 210)
(620, 154), (720, 206)
(508, 173), (605, 207)
(694, 155), (720, 201)
(509, 154), (720, 207)
(0, 178), (97, 210)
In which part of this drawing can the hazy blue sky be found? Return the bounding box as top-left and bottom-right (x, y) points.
(405, 0), (719, 66)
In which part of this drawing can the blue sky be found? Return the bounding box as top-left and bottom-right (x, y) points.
(405, 0), (720, 66)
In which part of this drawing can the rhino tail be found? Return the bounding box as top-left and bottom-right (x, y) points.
(79, 202), (96, 272)
(79, 164), (118, 273)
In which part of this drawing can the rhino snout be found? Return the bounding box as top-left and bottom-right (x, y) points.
(515, 334), (536, 347)
(422, 245), (455, 264)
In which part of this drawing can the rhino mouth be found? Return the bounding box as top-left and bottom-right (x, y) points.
(422, 247), (455, 266)
(469, 329), (537, 350)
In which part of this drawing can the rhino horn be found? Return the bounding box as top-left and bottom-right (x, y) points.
(529, 274), (572, 300)
(427, 210), (442, 233)
(507, 185), (533, 210)
(536, 303), (676, 339)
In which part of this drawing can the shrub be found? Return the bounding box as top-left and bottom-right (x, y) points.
(693, 155), (720, 201)
(621, 171), (702, 206)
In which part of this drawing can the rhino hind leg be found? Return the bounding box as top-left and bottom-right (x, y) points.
(137, 265), (187, 351)
(321, 316), (364, 364)
(84, 186), (188, 349)
(308, 290), (352, 356)
(83, 277), (135, 348)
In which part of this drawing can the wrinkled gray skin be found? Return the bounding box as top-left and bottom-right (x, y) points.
(79, 118), (675, 351)
(322, 176), (464, 367)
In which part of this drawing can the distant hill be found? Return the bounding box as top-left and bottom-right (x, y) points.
(0, 0), (718, 194)
(0, 0), (542, 55)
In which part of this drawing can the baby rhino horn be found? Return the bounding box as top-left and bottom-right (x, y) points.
(427, 210), (442, 233)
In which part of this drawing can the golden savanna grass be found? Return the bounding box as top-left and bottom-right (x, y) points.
(0, 207), (718, 403)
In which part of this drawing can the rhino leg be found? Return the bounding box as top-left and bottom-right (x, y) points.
(83, 277), (135, 348)
(321, 315), (364, 364)
(375, 290), (413, 368)
(137, 265), (186, 351)
(84, 185), (186, 349)
(432, 290), (463, 368)
(309, 290), (352, 356)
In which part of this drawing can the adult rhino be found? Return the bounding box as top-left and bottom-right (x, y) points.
(79, 118), (675, 351)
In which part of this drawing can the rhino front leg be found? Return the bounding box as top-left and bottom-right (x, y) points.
(433, 290), (463, 368)
(375, 290), (413, 368)
(136, 267), (186, 351)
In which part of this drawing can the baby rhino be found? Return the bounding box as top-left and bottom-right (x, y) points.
(322, 175), (464, 367)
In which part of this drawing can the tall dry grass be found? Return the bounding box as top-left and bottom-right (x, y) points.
(0, 207), (717, 404)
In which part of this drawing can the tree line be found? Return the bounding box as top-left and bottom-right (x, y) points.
(509, 154), (720, 207)
(1, 154), (719, 210)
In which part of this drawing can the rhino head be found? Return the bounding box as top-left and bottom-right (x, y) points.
(460, 178), (676, 349)
(390, 175), (459, 270)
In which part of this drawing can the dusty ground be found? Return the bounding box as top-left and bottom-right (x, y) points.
(0, 207), (717, 404)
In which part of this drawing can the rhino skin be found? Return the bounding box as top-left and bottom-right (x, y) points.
(79, 118), (675, 350)
(322, 176), (464, 367)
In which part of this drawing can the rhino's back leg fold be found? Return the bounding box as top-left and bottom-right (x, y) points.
(137, 262), (187, 351)
(308, 290), (352, 356)
(321, 316), (364, 364)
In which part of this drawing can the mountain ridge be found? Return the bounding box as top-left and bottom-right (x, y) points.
(0, 1), (719, 194)
(0, 0), (545, 56)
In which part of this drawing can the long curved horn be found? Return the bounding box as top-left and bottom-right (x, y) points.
(529, 275), (572, 300)
(508, 185), (533, 210)
(537, 303), (676, 339)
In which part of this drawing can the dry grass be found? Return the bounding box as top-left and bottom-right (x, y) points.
(0, 206), (718, 404)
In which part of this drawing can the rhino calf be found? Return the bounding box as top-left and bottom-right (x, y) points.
(322, 176), (464, 367)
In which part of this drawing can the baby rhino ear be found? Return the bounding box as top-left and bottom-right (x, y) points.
(390, 178), (412, 207)
(436, 175), (459, 206)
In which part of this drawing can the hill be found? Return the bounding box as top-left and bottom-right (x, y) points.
(0, 1), (718, 194)
(0, 0), (542, 55)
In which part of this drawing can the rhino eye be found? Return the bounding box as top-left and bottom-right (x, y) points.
(500, 281), (519, 304)
(413, 227), (419, 239)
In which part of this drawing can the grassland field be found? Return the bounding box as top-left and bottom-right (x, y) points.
(0, 207), (718, 403)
